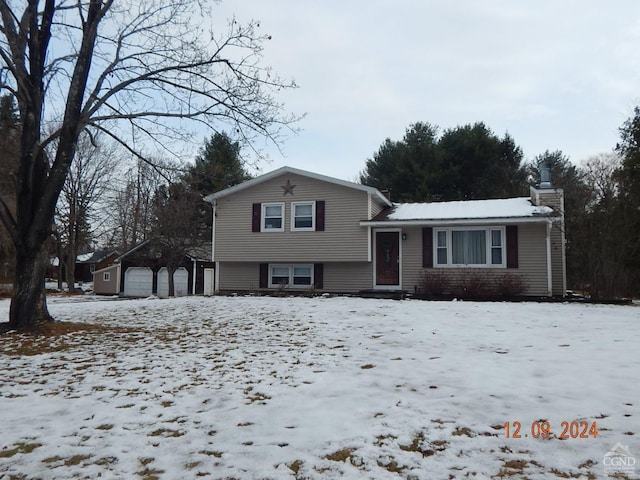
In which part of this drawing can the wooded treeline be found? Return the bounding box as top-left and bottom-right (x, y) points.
(360, 120), (640, 299)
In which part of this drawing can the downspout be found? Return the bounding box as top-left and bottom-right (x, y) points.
(546, 220), (552, 297)
(212, 200), (219, 292)
(367, 194), (372, 262)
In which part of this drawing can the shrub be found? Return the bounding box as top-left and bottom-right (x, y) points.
(454, 272), (492, 298)
(418, 270), (451, 296)
(493, 273), (527, 297)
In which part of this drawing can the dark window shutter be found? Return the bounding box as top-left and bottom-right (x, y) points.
(314, 263), (324, 289)
(252, 203), (261, 232)
(506, 225), (518, 268)
(259, 263), (268, 288)
(422, 227), (433, 268)
(316, 201), (325, 231)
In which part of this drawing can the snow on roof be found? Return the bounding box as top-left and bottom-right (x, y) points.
(76, 252), (94, 262)
(386, 197), (553, 221)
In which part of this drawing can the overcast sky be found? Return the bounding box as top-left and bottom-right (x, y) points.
(216, 1), (640, 181)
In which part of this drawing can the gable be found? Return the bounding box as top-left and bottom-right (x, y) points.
(205, 166), (392, 209)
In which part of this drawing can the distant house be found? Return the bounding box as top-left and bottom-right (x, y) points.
(92, 238), (215, 297)
(49, 249), (119, 283)
(205, 166), (566, 297)
(75, 250), (119, 283)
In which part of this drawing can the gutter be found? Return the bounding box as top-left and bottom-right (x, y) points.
(546, 220), (553, 297)
(212, 200), (219, 293)
(360, 216), (555, 227)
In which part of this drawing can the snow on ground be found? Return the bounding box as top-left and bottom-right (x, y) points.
(0, 295), (638, 479)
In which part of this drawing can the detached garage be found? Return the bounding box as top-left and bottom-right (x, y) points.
(106, 238), (214, 297)
(157, 267), (189, 298)
(124, 267), (153, 297)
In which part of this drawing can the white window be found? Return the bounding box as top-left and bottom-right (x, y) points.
(262, 203), (284, 231)
(103, 272), (111, 281)
(269, 264), (313, 288)
(434, 227), (505, 267)
(291, 202), (315, 231)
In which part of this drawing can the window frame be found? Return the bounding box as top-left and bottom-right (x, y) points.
(291, 201), (316, 231)
(261, 202), (285, 232)
(268, 264), (314, 288)
(433, 227), (506, 268)
(103, 272), (111, 281)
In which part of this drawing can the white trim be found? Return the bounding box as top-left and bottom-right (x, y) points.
(211, 200), (217, 261)
(261, 202), (285, 232)
(361, 216), (555, 227)
(103, 272), (111, 281)
(291, 201), (316, 231)
(373, 229), (402, 290)
(433, 227), (506, 268)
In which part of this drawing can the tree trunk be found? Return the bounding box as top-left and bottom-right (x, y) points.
(9, 246), (53, 328)
(65, 253), (76, 293)
(168, 265), (176, 297)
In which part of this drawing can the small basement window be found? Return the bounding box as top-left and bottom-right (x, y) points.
(269, 264), (313, 288)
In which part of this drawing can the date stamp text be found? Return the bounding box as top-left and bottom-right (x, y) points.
(504, 420), (598, 439)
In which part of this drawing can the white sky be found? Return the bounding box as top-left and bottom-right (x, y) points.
(211, 1), (640, 182)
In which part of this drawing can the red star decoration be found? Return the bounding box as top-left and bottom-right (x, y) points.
(281, 179), (296, 196)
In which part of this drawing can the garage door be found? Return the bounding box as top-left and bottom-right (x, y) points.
(157, 267), (189, 297)
(124, 267), (153, 297)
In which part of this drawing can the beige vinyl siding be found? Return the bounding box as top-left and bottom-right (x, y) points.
(215, 173), (371, 262)
(517, 223), (550, 296)
(217, 261), (372, 292)
(399, 223), (550, 296)
(369, 195), (388, 218)
(93, 264), (120, 295)
(323, 262), (372, 292)
(217, 262), (261, 291)
(550, 221), (565, 296)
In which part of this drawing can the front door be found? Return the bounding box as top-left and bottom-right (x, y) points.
(375, 231), (400, 287)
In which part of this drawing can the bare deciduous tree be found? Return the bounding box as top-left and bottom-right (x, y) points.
(0, 0), (298, 328)
(55, 133), (117, 291)
(107, 159), (178, 252)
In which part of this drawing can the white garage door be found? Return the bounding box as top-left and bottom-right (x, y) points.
(157, 267), (189, 298)
(124, 267), (153, 297)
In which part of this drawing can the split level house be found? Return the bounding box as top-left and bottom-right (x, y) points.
(205, 166), (566, 297)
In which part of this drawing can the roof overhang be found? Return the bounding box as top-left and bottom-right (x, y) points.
(204, 165), (393, 207)
(360, 216), (556, 227)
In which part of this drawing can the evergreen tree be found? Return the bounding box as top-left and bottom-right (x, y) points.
(615, 106), (640, 294)
(360, 121), (527, 202)
(183, 132), (252, 195)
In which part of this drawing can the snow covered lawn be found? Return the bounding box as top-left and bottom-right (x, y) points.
(0, 295), (638, 479)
